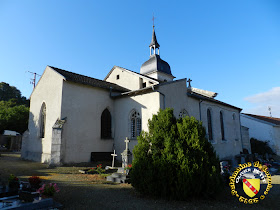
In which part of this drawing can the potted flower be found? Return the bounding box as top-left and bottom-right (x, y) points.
(124, 164), (132, 175)
(28, 176), (41, 190)
(37, 183), (60, 198)
(8, 174), (19, 189)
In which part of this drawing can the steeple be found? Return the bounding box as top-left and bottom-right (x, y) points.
(140, 24), (175, 82)
(149, 26), (160, 56)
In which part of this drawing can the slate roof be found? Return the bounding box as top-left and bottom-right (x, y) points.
(242, 113), (280, 126)
(140, 54), (173, 76)
(49, 66), (129, 92)
(187, 91), (242, 111)
(149, 26), (160, 48)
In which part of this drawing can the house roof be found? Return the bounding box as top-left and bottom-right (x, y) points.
(49, 66), (129, 92)
(242, 113), (280, 126)
(187, 91), (242, 111)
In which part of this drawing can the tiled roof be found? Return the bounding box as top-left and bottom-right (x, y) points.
(242, 113), (280, 125)
(49, 66), (129, 92)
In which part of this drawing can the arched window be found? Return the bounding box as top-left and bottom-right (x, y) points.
(101, 108), (112, 139)
(130, 110), (141, 138)
(40, 103), (46, 138)
(179, 109), (189, 118)
(207, 109), (213, 141)
(220, 111), (225, 140)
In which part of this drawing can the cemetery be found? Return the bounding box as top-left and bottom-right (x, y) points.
(1, 137), (280, 209)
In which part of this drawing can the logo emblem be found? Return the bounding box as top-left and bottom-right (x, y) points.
(229, 162), (272, 204)
(243, 178), (260, 198)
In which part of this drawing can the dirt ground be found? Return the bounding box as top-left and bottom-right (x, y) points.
(0, 152), (280, 209)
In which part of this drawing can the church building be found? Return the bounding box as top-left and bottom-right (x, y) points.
(21, 26), (246, 164)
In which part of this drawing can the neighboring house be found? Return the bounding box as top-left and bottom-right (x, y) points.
(240, 113), (280, 155)
(0, 130), (22, 151)
(21, 26), (244, 164)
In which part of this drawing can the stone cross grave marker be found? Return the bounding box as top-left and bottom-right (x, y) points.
(111, 150), (117, 168)
(125, 137), (129, 150)
(121, 137), (131, 168)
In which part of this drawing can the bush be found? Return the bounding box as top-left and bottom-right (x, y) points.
(130, 108), (222, 200)
(250, 138), (275, 156)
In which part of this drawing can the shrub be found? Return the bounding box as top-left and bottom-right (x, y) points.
(250, 138), (275, 156)
(130, 108), (222, 200)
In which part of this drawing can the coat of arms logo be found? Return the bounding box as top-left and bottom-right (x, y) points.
(229, 162), (272, 204)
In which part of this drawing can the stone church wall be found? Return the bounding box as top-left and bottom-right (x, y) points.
(105, 66), (157, 90)
(60, 81), (114, 163)
(199, 100), (243, 160)
(157, 79), (243, 161)
(22, 66), (64, 163)
(113, 91), (161, 161)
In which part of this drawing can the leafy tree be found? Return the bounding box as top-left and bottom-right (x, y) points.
(0, 82), (29, 134)
(250, 138), (275, 156)
(0, 101), (29, 134)
(130, 108), (222, 200)
(0, 82), (29, 106)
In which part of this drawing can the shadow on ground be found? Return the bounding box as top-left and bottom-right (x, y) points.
(1, 152), (279, 209)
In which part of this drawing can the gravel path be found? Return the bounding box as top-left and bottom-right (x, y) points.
(0, 152), (279, 209)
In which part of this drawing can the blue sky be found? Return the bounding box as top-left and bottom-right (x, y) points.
(1, 0), (280, 117)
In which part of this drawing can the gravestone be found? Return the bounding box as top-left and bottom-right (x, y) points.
(106, 137), (131, 183)
(121, 137), (131, 168)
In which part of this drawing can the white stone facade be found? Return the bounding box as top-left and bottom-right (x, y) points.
(240, 114), (280, 155)
(21, 65), (244, 164)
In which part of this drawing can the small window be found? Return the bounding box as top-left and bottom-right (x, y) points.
(207, 109), (213, 141)
(179, 109), (189, 118)
(142, 82), (146, 88)
(116, 75), (120, 80)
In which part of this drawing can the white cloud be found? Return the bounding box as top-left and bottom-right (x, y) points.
(244, 87), (280, 118)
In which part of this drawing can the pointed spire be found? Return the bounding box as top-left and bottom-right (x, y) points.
(149, 26), (160, 48)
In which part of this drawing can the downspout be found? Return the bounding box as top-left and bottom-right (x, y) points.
(239, 113), (244, 152)
(152, 86), (165, 109)
(199, 99), (203, 121)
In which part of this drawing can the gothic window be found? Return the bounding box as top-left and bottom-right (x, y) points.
(179, 109), (189, 118)
(130, 110), (141, 138)
(101, 108), (112, 139)
(207, 109), (213, 141)
(220, 111), (225, 140)
(40, 103), (46, 138)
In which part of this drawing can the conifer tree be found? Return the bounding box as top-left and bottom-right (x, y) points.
(130, 108), (222, 200)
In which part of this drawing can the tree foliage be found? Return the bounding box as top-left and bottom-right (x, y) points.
(130, 108), (222, 200)
(0, 82), (29, 134)
(250, 138), (275, 155)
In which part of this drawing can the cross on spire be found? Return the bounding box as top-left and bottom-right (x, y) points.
(152, 15), (156, 27)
